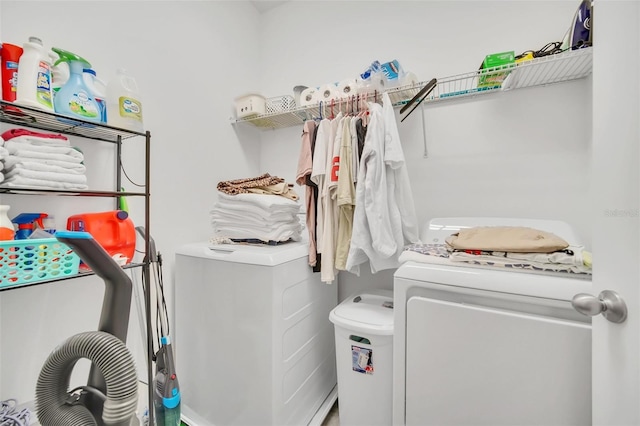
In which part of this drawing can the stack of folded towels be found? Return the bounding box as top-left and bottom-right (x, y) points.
(0, 128), (88, 190)
(211, 173), (302, 244)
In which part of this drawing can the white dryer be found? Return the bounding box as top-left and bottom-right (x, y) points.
(392, 217), (593, 426)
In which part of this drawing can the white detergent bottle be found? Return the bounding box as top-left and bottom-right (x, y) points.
(83, 68), (107, 123)
(16, 36), (54, 112)
(107, 68), (143, 132)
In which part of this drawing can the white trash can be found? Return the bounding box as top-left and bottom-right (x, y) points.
(329, 290), (394, 426)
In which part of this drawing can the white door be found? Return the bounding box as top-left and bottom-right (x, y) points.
(591, 0), (640, 424)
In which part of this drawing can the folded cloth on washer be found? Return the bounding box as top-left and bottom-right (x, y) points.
(217, 173), (285, 195)
(3, 156), (86, 172)
(445, 226), (569, 253)
(0, 175), (88, 190)
(3, 140), (83, 162)
(217, 191), (300, 211)
(211, 209), (299, 225)
(211, 225), (302, 243)
(5, 161), (86, 175)
(212, 219), (302, 233)
(4, 167), (87, 184)
(243, 182), (299, 201)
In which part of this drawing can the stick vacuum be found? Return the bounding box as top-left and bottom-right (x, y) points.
(136, 226), (181, 426)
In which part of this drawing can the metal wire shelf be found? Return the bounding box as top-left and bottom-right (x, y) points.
(0, 100), (146, 142)
(232, 47), (593, 130)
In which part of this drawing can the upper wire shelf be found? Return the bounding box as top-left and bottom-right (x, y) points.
(0, 100), (147, 142)
(232, 47), (593, 130)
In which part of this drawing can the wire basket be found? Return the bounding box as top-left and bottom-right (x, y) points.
(265, 96), (296, 114)
(0, 238), (80, 288)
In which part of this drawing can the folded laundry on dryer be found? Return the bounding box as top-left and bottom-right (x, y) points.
(445, 226), (570, 253)
(399, 243), (592, 275)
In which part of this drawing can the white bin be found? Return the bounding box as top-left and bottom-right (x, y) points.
(329, 290), (394, 426)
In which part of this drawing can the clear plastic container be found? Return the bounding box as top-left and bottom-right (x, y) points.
(106, 68), (143, 132)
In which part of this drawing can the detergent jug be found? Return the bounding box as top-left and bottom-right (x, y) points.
(16, 36), (54, 112)
(51, 47), (101, 123)
(107, 68), (143, 132)
(83, 68), (107, 123)
(66, 210), (136, 264)
(1, 43), (23, 102)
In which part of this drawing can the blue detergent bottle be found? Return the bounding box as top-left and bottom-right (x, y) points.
(51, 47), (101, 123)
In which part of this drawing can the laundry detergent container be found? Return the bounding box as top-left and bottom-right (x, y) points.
(174, 241), (337, 425)
(330, 290), (394, 426)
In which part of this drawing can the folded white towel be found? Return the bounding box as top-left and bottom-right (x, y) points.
(211, 218), (302, 232)
(6, 161), (86, 175)
(217, 191), (300, 210)
(0, 146), (8, 159)
(4, 135), (70, 146)
(4, 168), (87, 185)
(4, 140), (84, 162)
(1, 175), (88, 190)
(211, 206), (299, 224)
(3, 156), (86, 172)
(212, 226), (302, 243)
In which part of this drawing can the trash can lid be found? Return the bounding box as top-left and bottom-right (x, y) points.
(329, 290), (394, 335)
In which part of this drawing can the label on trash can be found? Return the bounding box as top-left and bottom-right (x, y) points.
(352, 345), (374, 374)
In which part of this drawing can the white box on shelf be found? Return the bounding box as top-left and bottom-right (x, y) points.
(234, 93), (266, 118)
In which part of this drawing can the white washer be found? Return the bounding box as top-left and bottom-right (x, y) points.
(175, 241), (337, 426)
(392, 217), (593, 426)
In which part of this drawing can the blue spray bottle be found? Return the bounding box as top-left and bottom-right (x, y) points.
(12, 213), (48, 239)
(51, 47), (101, 123)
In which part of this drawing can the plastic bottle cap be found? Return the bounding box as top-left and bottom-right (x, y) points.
(116, 210), (129, 220)
(28, 37), (43, 45)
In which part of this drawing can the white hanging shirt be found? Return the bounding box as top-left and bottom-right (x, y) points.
(310, 118), (331, 252)
(345, 103), (397, 274)
(320, 113), (343, 283)
(346, 94), (420, 274)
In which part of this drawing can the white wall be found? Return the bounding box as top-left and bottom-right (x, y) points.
(0, 0), (261, 405)
(255, 1), (592, 300)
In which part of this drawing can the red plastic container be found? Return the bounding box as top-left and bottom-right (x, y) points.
(66, 210), (136, 264)
(1, 43), (23, 102)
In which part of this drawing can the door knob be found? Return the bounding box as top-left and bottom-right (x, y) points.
(571, 290), (627, 323)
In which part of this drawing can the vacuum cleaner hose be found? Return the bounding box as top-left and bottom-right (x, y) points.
(35, 331), (138, 426)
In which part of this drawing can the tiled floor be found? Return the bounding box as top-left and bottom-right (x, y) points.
(321, 400), (339, 426)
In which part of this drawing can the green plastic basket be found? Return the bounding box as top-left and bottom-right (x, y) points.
(0, 238), (81, 288)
